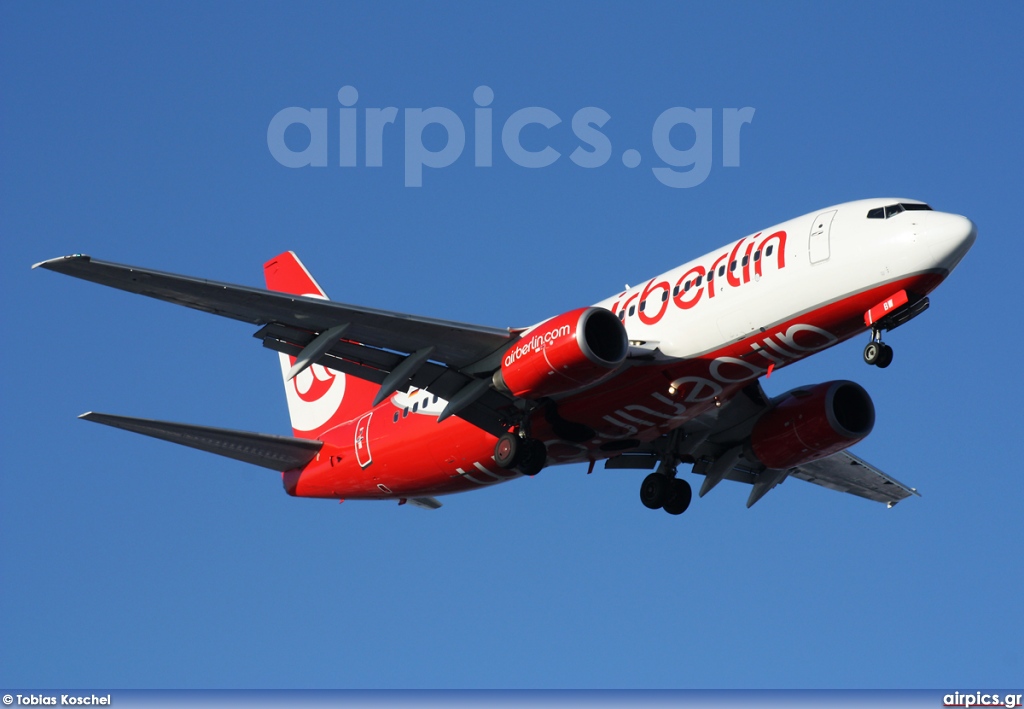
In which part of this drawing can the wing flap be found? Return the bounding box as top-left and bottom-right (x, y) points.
(79, 412), (323, 471)
(259, 325), (516, 437)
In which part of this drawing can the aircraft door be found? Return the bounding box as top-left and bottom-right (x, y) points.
(354, 412), (373, 468)
(809, 210), (837, 264)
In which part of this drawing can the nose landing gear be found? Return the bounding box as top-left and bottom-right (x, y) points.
(862, 290), (931, 370)
(863, 328), (894, 368)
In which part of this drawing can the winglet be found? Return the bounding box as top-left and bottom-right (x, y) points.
(32, 254), (91, 270)
(887, 487), (922, 508)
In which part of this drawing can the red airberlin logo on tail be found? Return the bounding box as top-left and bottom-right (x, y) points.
(279, 355), (348, 432)
(292, 358), (337, 402)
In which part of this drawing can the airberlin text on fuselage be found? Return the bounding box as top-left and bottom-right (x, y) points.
(611, 230), (787, 323)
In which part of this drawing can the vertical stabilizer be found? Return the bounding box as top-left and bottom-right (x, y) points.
(263, 251), (378, 438)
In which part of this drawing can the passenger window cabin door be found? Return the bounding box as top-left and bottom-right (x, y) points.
(809, 210), (837, 264)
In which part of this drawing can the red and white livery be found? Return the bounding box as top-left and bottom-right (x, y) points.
(36, 198), (976, 514)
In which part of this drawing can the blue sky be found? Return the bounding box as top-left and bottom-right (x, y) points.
(1, 1), (1021, 690)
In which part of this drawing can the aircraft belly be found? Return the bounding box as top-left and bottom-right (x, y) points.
(288, 409), (506, 499)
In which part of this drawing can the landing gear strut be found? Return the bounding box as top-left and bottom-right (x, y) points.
(494, 432), (547, 476)
(863, 328), (894, 369)
(639, 465), (693, 515)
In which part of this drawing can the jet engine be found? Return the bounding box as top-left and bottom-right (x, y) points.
(749, 380), (875, 470)
(494, 307), (628, 399)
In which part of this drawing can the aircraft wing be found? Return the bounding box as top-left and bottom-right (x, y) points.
(34, 255), (511, 367)
(686, 383), (918, 507)
(36, 255), (520, 436)
(606, 383), (919, 508)
(789, 450), (919, 507)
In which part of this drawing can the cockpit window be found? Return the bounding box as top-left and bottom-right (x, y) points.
(867, 202), (932, 219)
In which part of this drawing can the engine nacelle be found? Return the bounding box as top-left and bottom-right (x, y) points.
(495, 307), (628, 399)
(749, 380), (875, 470)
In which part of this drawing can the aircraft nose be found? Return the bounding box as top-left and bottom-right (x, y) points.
(925, 212), (977, 271)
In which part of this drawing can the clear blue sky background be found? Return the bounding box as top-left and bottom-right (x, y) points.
(2, 2), (1021, 690)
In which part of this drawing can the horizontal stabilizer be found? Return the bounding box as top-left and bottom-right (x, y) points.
(79, 412), (322, 471)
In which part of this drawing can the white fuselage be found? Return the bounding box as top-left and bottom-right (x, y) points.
(584, 198), (976, 359)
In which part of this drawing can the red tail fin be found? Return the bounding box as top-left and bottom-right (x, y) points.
(264, 251), (328, 299)
(263, 251), (378, 439)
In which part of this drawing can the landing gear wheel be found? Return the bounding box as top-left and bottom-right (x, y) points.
(640, 472), (670, 510)
(494, 433), (521, 469)
(863, 342), (882, 365)
(517, 439), (547, 477)
(663, 478), (693, 516)
(876, 344), (894, 369)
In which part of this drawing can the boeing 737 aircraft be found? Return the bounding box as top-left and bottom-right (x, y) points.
(35, 198), (975, 514)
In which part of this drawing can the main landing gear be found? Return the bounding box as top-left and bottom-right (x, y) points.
(494, 432), (547, 477)
(639, 464), (693, 516)
(863, 328), (894, 369)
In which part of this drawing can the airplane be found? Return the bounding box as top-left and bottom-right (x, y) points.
(34, 198), (976, 514)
